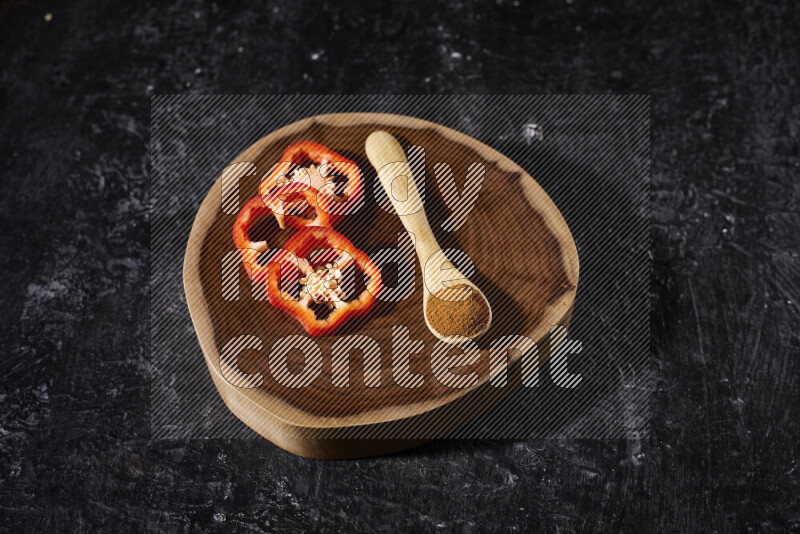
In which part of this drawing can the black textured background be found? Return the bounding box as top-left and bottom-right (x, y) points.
(1, 0), (798, 532)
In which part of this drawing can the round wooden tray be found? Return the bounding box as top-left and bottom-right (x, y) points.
(183, 113), (579, 459)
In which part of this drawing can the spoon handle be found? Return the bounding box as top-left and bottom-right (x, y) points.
(365, 131), (440, 263)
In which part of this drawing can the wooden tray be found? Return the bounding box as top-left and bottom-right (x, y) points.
(183, 113), (579, 459)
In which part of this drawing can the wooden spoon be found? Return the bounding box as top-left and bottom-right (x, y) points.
(365, 131), (493, 342)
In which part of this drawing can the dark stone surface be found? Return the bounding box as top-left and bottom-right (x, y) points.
(0, 0), (798, 532)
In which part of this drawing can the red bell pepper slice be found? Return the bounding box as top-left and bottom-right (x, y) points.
(259, 141), (363, 228)
(268, 226), (381, 337)
(260, 181), (333, 230)
(231, 195), (320, 284)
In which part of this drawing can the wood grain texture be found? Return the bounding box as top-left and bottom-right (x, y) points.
(183, 113), (579, 458)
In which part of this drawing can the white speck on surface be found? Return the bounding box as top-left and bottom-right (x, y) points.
(9, 463), (22, 478)
(450, 51), (463, 59)
(237, 46), (244, 53)
(34, 383), (49, 402)
(310, 51), (322, 61)
(22, 280), (69, 320)
(26, 281), (68, 302)
(523, 123), (544, 144)
(576, 25), (583, 32)
(44, 12), (53, 22)
(194, 67), (202, 74)
(213, 512), (226, 522)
